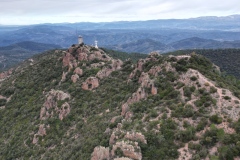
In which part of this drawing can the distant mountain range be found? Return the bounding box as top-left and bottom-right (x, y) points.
(108, 37), (240, 53)
(0, 41), (61, 70)
(0, 15), (240, 49)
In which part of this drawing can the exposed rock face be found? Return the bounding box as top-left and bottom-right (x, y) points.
(121, 87), (147, 116)
(97, 68), (113, 79)
(78, 52), (88, 61)
(148, 66), (161, 76)
(71, 74), (79, 83)
(61, 71), (68, 82)
(88, 51), (111, 61)
(34, 90), (71, 144)
(0, 69), (13, 79)
(59, 102), (70, 120)
(40, 89), (71, 120)
(97, 59), (123, 79)
(91, 62), (105, 68)
(95, 121), (146, 160)
(112, 59), (123, 70)
(32, 124), (47, 144)
(151, 85), (158, 95)
(62, 45), (123, 88)
(111, 141), (142, 160)
(91, 146), (110, 160)
(124, 132), (147, 144)
(74, 67), (83, 75)
(137, 59), (146, 71)
(82, 77), (99, 90)
(62, 52), (75, 68)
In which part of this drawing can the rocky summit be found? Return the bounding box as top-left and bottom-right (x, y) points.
(0, 44), (240, 160)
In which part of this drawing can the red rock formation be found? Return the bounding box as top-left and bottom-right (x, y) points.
(91, 62), (105, 68)
(137, 59), (145, 71)
(97, 59), (123, 79)
(82, 82), (88, 90)
(151, 85), (157, 95)
(127, 87), (146, 104)
(97, 68), (112, 79)
(112, 59), (123, 70)
(91, 146), (110, 160)
(148, 66), (161, 76)
(82, 77), (99, 90)
(0, 69), (13, 79)
(61, 72), (68, 82)
(73, 67), (83, 76)
(121, 103), (129, 116)
(124, 132), (147, 144)
(58, 102), (70, 120)
(32, 124), (47, 144)
(125, 111), (133, 120)
(109, 133), (116, 145)
(62, 52), (75, 67)
(40, 89), (70, 120)
(71, 74), (79, 83)
(78, 52), (88, 61)
(111, 141), (142, 160)
(138, 72), (151, 87)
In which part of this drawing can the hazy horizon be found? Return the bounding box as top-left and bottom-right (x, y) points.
(1, 0), (240, 25)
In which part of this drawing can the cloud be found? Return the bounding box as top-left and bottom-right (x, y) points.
(0, 0), (240, 25)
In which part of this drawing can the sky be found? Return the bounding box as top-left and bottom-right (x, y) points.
(0, 0), (240, 25)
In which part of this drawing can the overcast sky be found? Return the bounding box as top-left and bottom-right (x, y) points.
(1, 0), (240, 25)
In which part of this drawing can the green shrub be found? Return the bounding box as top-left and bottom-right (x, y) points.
(210, 86), (217, 93)
(0, 99), (7, 106)
(223, 96), (231, 100)
(190, 76), (198, 81)
(210, 114), (223, 124)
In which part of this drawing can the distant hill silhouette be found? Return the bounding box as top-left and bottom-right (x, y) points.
(108, 37), (240, 53)
(0, 41), (61, 70)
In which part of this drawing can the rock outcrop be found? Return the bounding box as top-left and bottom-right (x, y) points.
(0, 69), (13, 79)
(33, 90), (71, 144)
(32, 124), (47, 144)
(91, 146), (110, 160)
(74, 67), (83, 75)
(71, 74), (79, 83)
(82, 77), (99, 90)
(111, 141), (142, 160)
(97, 59), (123, 79)
(40, 89), (71, 120)
(62, 45), (123, 90)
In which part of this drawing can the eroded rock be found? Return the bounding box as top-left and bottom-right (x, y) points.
(74, 67), (83, 75)
(71, 74), (79, 83)
(82, 77), (99, 90)
(40, 89), (70, 120)
(111, 141), (142, 160)
(91, 146), (110, 160)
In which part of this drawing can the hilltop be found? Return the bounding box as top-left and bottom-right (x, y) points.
(0, 44), (240, 159)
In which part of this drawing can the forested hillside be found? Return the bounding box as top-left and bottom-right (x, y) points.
(0, 41), (61, 70)
(0, 45), (240, 159)
(167, 48), (240, 79)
